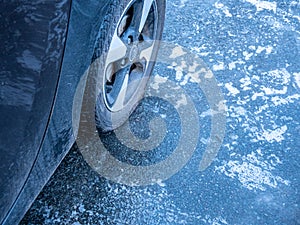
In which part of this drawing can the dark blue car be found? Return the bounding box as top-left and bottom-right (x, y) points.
(0, 0), (165, 223)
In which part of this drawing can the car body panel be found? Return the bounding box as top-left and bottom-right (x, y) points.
(1, 0), (112, 224)
(0, 0), (71, 223)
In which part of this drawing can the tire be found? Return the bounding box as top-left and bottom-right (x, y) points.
(93, 0), (166, 133)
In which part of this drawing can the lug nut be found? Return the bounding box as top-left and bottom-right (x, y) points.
(127, 36), (133, 45)
(138, 34), (144, 42)
(121, 58), (126, 66)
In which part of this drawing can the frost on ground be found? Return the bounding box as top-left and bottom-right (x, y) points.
(217, 65), (298, 190)
(215, 150), (290, 191)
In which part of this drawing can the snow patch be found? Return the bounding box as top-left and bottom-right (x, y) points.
(240, 76), (252, 91)
(251, 92), (265, 100)
(214, 2), (233, 17)
(215, 151), (290, 191)
(256, 45), (273, 54)
(262, 86), (287, 95)
(258, 125), (288, 143)
(175, 93), (188, 109)
(271, 94), (300, 106)
(212, 62), (225, 71)
(245, 0), (277, 13)
(150, 74), (168, 90)
(178, 0), (188, 8)
(225, 82), (240, 96)
(265, 68), (290, 85)
(243, 51), (254, 60)
(169, 46), (187, 59)
(294, 72), (300, 88)
(228, 60), (245, 70)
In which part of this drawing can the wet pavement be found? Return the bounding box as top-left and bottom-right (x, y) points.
(21, 0), (299, 224)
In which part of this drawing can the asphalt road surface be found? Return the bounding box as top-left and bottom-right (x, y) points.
(21, 0), (300, 224)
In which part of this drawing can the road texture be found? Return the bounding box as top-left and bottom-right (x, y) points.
(21, 0), (299, 224)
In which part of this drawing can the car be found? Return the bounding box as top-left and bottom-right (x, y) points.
(0, 0), (166, 224)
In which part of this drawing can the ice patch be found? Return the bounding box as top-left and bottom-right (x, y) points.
(228, 60), (245, 70)
(228, 62), (236, 70)
(155, 179), (166, 187)
(262, 86), (287, 95)
(169, 46), (187, 59)
(259, 69), (291, 95)
(257, 125), (287, 143)
(228, 106), (247, 117)
(271, 94), (300, 106)
(215, 151), (290, 191)
(178, 0), (188, 8)
(203, 215), (229, 225)
(251, 92), (265, 100)
(294, 72), (300, 88)
(150, 74), (168, 90)
(256, 45), (273, 54)
(212, 62), (225, 71)
(175, 93), (188, 109)
(78, 204), (85, 213)
(167, 62), (184, 81)
(225, 82), (240, 96)
(214, 2), (232, 17)
(249, 45), (256, 50)
(245, 0), (277, 13)
(166, 60), (211, 86)
(265, 68), (290, 85)
(240, 76), (252, 91)
(243, 51), (254, 60)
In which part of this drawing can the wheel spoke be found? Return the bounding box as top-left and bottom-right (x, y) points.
(110, 73), (129, 112)
(139, 41), (154, 64)
(138, 0), (154, 33)
(105, 33), (128, 82)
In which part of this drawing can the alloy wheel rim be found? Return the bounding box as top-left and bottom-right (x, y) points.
(103, 0), (158, 112)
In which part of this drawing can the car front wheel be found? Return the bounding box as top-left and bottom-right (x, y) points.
(93, 0), (166, 132)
